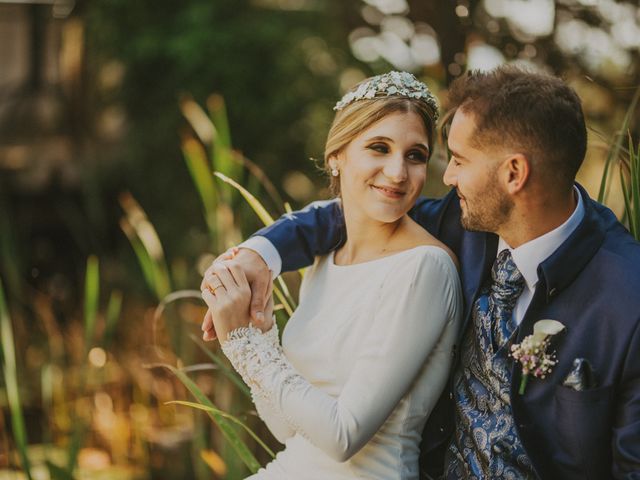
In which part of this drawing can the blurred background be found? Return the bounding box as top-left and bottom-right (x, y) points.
(0, 0), (638, 478)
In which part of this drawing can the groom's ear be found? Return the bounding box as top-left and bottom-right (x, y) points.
(504, 153), (530, 194)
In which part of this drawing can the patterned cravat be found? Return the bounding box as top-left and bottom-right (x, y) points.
(488, 249), (525, 351)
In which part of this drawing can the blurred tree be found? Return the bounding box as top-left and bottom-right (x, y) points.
(84, 0), (365, 258)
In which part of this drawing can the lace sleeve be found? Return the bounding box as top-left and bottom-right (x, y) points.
(221, 323), (305, 435)
(222, 323), (296, 443)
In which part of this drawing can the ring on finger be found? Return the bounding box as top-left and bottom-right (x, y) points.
(206, 284), (225, 295)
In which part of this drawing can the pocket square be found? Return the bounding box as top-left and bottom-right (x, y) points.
(562, 357), (598, 391)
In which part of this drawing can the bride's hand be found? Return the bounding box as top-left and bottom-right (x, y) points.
(201, 260), (274, 342)
(200, 247), (272, 341)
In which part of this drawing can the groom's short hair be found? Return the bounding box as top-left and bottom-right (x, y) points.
(445, 66), (587, 191)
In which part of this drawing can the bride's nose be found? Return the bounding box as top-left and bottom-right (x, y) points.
(383, 154), (408, 183)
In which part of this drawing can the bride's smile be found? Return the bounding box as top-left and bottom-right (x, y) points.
(329, 111), (429, 226)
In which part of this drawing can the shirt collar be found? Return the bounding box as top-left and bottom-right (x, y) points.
(497, 186), (585, 292)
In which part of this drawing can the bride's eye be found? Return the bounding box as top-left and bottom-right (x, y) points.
(367, 143), (389, 154)
(407, 150), (427, 163)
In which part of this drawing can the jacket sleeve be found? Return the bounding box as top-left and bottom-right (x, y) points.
(253, 193), (455, 274)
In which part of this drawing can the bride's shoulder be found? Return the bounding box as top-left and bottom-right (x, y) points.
(396, 222), (459, 271)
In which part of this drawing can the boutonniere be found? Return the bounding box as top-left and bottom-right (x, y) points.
(510, 319), (566, 395)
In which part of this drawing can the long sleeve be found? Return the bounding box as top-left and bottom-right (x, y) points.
(221, 249), (462, 462)
(246, 346), (296, 444)
(251, 193), (457, 274)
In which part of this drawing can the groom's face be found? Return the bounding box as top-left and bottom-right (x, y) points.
(443, 109), (513, 233)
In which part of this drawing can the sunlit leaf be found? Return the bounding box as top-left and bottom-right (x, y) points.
(167, 400), (275, 458)
(158, 364), (264, 472)
(214, 172), (275, 226)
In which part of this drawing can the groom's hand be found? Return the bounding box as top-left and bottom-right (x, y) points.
(200, 247), (272, 341)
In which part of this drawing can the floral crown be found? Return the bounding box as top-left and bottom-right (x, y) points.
(333, 71), (439, 123)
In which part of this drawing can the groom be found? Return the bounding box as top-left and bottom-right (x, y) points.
(203, 66), (640, 478)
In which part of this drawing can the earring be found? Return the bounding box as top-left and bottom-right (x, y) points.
(331, 168), (339, 177)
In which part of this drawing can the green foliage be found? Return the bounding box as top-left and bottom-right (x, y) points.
(0, 278), (34, 479)
(85, 0), (354, 259)
(620, 134), (640, 239)
(161, 365), (264, 474)
(598, 85), (640, 241)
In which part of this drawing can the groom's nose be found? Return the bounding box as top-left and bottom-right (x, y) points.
(443, 158), (457, 187)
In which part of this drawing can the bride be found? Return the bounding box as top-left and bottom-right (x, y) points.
(200, 71), (462, 479)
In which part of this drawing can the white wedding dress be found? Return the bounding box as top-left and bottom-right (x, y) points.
(222, 246), (462, 479)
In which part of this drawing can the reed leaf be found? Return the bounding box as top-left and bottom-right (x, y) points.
(235, 151), (285, 211)
(620, 166), (634, 237)
(214, 172), (275, 226)
(207, 95), (238, 178)
(275, 276), (297, 311)
(0, 278), (33, 479)
(160, 364), (263, 473)
(119, 193), (172, 299)
(180, 95), (216, 145)
(189, 333), (251, 399)
(120, 217), (158, 295)
(46, 461), (75, 480)
(104, 290), (123, 349)
(273, 284), (293, 317)
(629, 135), (640, 238)
(182, 134), (218, 236)
(599, 85), (640, 203)
(168, 400), (275, 458)
(83, 256), (99, 352)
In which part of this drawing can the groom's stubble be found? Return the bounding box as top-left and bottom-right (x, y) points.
(459, 165), (514, 234)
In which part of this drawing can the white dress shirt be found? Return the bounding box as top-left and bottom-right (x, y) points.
(498, 187), (584, 325)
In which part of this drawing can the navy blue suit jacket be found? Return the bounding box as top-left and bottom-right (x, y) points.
(255, 184), (640, 479)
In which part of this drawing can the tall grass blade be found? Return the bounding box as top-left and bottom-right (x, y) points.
(207, 95), (238, 178)
(273, 285), (293, 317)
(189, 333), (251, 399)
(104, 290), (123, 349)
(167, 400), (275, 458)
(46, 461), (75, 480)
(83, 256), (99, 352)
(236, 152), (285, 211)
(214, 172), (275, 226)
(620, 166), (635, 238)
(180, 95), (215, 145)
(0, 278), (34, 479)
(629, 135), (640, 238)
(158, 363), (263, 473)
(119, 193), (172, 299)
(275, 277), (297, 311)
(598, 85), (640, 203)
(182, 135), (218, 237)
(120, 217), (159, 296)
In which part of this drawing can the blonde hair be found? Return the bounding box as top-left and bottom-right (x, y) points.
(324, 95), (436, 196)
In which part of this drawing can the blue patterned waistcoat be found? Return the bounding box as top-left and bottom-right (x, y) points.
(446, 255), (536, 479)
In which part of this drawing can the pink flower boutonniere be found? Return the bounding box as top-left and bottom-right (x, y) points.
(511, 319), (566, 395)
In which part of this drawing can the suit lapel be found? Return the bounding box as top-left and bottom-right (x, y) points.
(460, 232), (498, 335)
